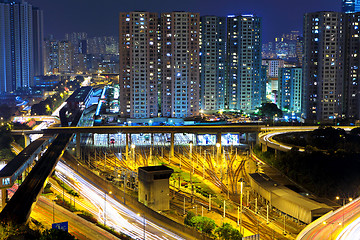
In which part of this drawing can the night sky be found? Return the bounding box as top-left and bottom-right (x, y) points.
(26, 0), (341, 42)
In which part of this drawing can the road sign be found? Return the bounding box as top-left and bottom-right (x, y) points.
(242, 234), (260, 240)
(52, 221), (68, 232)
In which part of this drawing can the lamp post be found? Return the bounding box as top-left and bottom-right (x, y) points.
(240, 181), (243, 234)
(336, 196), (353, 226)
(104, 191), (112, 226)
(216, 142), (221, 166)
(189, 141), (194, 203)
(137, 213), (146, 240)
(52, 199), (55, 224)
(131, 144), (136, 167)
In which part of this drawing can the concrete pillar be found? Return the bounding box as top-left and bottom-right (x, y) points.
(76, 133), (81, 158)
(22, 170), (26, 182)
(194, 134), (198, 145)
(216, 132), (222, 166)
(170, 132), (175, 158)
(262, 143), (268, 152)
(256, 131), (260, 145)
(149, 133), (154, 165)
(1, 189), (7, 210)
(91, 133), (95, 146)
(126, 133), (129, 159)
(245, 133), (249, 144)
(216, 132), (222, 146)
(24, 134), (31, 147)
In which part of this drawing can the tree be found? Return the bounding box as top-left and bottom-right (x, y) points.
(0, 104), (13, 121)
(68, 190), (80, 208)
(39, 229), (77, 240)
(259, 103), (283, 120)
(230, 228), (243, 240)
(215, 223), (243, 240)
(215, 223), (232, 240)
(190, 216), (216, 235)
(184, 211), (195, 226)
(0, 125), (14, 149)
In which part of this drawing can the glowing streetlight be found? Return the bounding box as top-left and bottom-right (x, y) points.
(131, 144), (136, 166)
(137, 213), (146, 239)
(216, 142), (221, 165)
(104, 191), (112, 226)
(189, 141), (194, 202)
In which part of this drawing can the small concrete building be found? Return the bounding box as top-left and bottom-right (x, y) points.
(138, 165), (174, 211)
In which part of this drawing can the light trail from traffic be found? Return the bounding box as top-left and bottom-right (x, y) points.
(336, 216), (360, 240)
(55, 161), (185, 240)
(297, 197), (360, 240)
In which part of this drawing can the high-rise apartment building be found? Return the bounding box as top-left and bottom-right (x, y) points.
(44, 39), (59, 74)
(344, 13), (360, 119)
(65, 32), (88, 73)
(200, 16), (226, 112)
(160, 12), (200, 118)
(303, 12), (345, 121)
(119, 12), (158, 118)
(58, 41), (73, 73)
(32, 7), (44, 76)
(262, 59), (285, 78)
(303, 11), (360, 121)
(296, 36), (304, 66)
(342, 0), (360, 13)
(227, 15), (262, 111)
(278, 68), (302, 113)
(0, 0), (34, 92)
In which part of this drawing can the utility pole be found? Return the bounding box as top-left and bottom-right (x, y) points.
(183, 197), (186, 215)
(209, 194), (211, 211)
(237, 206), (239, 226)
(255, 197), (258, 213)
(240, 181), (243, 234)
(223, 200), (226, 218)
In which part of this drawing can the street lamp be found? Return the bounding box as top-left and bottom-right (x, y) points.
(239, 180), (243, 234)
(336, 196), (353, 226)
(216, 142), (221, 166)
(189, 141), (194, 203)
(137, 213), (146, 240)
(104, 191), (112, 226)
(131, 144), (136, 167)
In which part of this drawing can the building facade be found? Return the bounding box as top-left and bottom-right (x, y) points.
(303, 11), (360, 121)
(303, 12), (345, 121)
(119, 12), (159, 118)
(0, 0), (34, 92)
(344, 12), (360, 119)
(278, 67), (302, 113)
(200, 16), (226, 112)
(342, 0), (360, 13)
(160, 12), (200, 118)
(226, 15), (263, 112)
(238, 15), (262, 111)
(32, 7), (43, 76)
(262, 59), (285, 78)
(58, 41), (73, 73)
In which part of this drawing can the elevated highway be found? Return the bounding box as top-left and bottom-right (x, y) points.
(258, 126), (356, 152)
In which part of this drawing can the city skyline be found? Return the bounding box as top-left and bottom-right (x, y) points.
(25, 0), (340, 42)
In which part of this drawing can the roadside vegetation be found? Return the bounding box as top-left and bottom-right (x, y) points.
(0, 222), (76, 240)
(184, 211), (242, 239)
